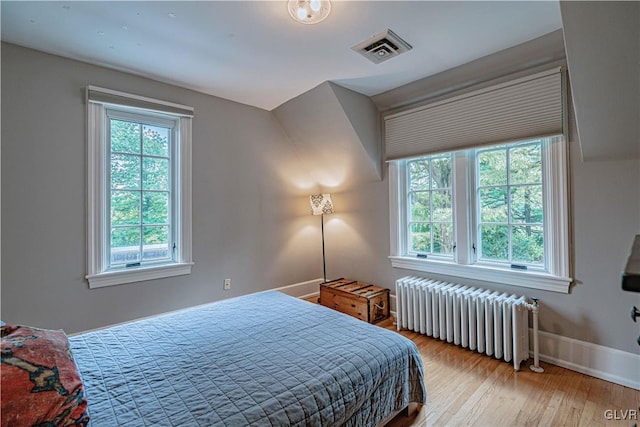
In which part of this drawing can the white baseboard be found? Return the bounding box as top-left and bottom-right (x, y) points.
(530, 329), (640, 390)
(391, 293), (638, 389)
(274, 278), (323, 300)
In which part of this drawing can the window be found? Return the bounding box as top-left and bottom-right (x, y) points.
(108, 111), (174, 267)
(86, 86), (193, 288)
(390, 137), (571, 293)
(407, 154), (454, 258)
(386, 68), (570, 293)
(476, 142), (544, 268)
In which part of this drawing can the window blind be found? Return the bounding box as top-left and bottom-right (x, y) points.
(86, 86), (194, 117)
(384, 68), (565, 160)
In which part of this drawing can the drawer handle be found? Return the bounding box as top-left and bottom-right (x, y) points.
(632, 306), (640, 322)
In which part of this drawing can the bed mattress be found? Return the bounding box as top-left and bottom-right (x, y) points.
(69, 291), (426, 426)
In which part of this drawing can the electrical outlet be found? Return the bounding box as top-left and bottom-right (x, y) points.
(223, 278), (231, 290)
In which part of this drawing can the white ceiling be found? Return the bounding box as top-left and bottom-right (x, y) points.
(1, 1), (563, 111)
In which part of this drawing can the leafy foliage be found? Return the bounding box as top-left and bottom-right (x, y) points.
(408, 155), (453, 254)
(405, 141), (546, 266)
(109, 119), (171, 263)
(477, 142), (544, 265)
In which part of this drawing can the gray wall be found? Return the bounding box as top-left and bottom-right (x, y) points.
(1, 43), (322, 333)
(3, 40), (640, 355)
(560, 1), (640, 160)
(320, 62), (640, 355)
(320, 28), (640, 355)
(322, 123), (640, 354)
(331, 129), (639, 349)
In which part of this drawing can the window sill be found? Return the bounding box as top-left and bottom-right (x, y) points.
(86, 262), (194, 289)
(389, 256), (571, 293)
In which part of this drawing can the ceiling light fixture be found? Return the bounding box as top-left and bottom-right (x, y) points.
(288, 0), (331, 25)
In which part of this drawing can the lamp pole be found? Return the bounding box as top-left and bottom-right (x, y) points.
(309, 193), (333, 284)
(321, 214), (327, 283)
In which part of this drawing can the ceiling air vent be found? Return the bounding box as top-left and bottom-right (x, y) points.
(351, 29), (412, 64)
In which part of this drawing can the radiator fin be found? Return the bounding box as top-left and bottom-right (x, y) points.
(396, 276), (530, 370)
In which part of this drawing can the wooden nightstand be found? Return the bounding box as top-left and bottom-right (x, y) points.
(320, 278), (389, 323)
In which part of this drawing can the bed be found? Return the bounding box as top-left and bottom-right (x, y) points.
(2, 291), (426, 426)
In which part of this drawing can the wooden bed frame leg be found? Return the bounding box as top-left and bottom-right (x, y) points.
(378, 403), (424, 426)
(405, 402), (422, 417)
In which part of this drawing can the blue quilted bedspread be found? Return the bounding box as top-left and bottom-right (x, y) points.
(69, 291), (426, 426)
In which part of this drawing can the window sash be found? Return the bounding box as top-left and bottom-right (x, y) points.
(473, 140), (546, 270)
(105, 109), (176, 270)
(405, 154), (454, 258)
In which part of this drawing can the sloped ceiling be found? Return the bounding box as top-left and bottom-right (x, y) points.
(0, 1), (563, 111)
(273, 81), (381, 190)
(373, 30), (567, 112)
(273, 31), (570, 190)
(561, 1), (640, 161)
(276, 8), (640, 186)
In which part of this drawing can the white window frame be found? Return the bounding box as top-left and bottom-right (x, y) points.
(473, 140), (547, 272)
(86, 87), (193, 288)
(389, 136), (571, 293)
(405, 153), (455, 260)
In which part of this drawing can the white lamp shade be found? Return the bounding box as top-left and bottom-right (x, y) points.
(310, 194), (334, 215)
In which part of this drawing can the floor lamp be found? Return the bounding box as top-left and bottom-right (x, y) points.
(309, 193), (334, 283)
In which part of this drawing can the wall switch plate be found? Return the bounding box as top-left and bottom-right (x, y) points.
(223, 278), (231, 290)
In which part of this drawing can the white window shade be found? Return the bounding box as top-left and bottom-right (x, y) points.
(384, 68), (565, 160)
(87, 86), (194, 117)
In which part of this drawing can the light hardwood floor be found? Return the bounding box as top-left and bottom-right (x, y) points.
(379, 316), (639, 427)
(306, 298), (639, 426)
(384, 317), (639, 427)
